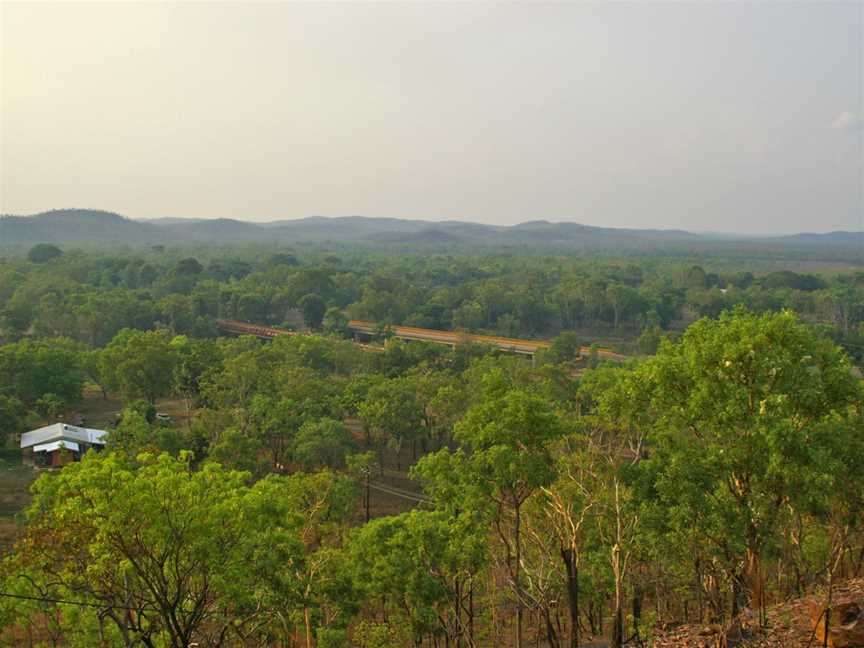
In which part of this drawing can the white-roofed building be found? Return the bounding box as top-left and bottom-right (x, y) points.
(20, 423), (107, 468)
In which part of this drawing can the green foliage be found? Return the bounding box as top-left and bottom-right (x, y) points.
(358, 376), (423, 452)
(455, 388), (565, 502)
(353, 621), (412, 648)
(124, 398), (157, 423)
(268, 252), (299, 267)
(9, 453), (278, 643)
(34, 392), (64, 418)
(0, 337), (85, 408)
(3, 453), (360, 646)
(348, 508), (487, 642)
(323, 306), (349, 337)
(171, 335), (221, 409)
(546, 330), (581, 363)
(107, 407), (154, 453)
(601, 308), (860, 605)
(293, 418), (357, 470)
(317, 627), (348, 648)
(684, 264), (707, 289)
(637, 323), (662, 354)
(99, 328), (177, 403)
(207, 426), (266, 475)
(173, 256), (203, 275)
(299, 293), (328, 330)
(0, 395), (25, 445)
(1, 245), (864, 645)
(1, 245), (863, 358)
(26, 243), (62, 263)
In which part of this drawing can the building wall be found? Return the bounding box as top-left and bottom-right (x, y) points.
(51, 449), (75, 468)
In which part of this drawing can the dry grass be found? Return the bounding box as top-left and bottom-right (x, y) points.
(74, 387), (195, 428)
(0, 463), (36, 554)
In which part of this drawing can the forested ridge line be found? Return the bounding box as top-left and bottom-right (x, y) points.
(3, 210), (862, 259)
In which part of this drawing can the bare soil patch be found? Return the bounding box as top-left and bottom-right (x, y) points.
(653, 578), (864, 648)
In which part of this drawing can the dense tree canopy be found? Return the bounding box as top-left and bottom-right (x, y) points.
(1, 248), (862, 363)
(598, 309), (862, 619)
(26, 243), (62, 264)
(1, 242), (863, 647)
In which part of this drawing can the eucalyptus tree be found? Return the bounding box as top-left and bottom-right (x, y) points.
(4, 452), (293, 647)
(599, 309), (860, 622)
(407, 367), (467, 450)
(348, 508), (487, 648)
(248, 470), (359, 648)
(170, 335), (221, 414)
(358, 376), (424, 470)
(293, 417), (358, 470)
(453, 387), (565, 648)
(413, 447), (494, 647)
(0, 395), (25, 446)
(2, 453), (359, 648)
(0, 336), (85, 408)
(298, 293), (327, 330)
(99, 328), (177, 404)
(525, 434), (599, 648)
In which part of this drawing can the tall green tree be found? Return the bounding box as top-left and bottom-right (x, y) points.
(170, 335), (221, 414)
(453, 388), (565, 648)
(249, 470), (358, 648)
(358, 377), (423, 469)
(6, 453), (298, 647)
(348, 509), (487, 647)
(99, 329), (177, 403)
(293, 418), (357, 470)
(0, 337), (85, 407)
(322, 306), (349, 337)
(529, 436), (599, 648)
(0, 395), (26, 446)
(600, 309), (859, 619)
(2, 454), (360, 647)
(299, 293), (327, 330)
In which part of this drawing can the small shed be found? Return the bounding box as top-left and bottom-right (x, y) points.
(20, 423), (107, 468)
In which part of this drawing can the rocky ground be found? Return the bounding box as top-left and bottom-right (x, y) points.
(653, 578), (864, 648)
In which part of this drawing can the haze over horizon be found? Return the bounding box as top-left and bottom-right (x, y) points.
(2, 2), (862, 235)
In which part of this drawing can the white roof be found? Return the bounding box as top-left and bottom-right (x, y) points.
(33, 440), (80, 453)
(21, 423), (107, 449)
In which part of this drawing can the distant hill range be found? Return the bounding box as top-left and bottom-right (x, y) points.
(0, 209), (861, 255)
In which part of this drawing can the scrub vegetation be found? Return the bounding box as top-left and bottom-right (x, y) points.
(0, 243), (862, 647)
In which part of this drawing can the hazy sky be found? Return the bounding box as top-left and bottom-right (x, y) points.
(1, 2), (862, 234)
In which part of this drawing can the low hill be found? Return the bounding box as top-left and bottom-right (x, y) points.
(0, 209), (157, 244)
(771, 231), (864, 246)
(1, 209), (861, 259)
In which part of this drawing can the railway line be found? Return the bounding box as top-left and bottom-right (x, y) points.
(216, 320), (297, 339)
(347, 320), (551, 356)
(216, 319), (385, 352)
(216, 319), (627, 361)
(347, 320), (627, 361)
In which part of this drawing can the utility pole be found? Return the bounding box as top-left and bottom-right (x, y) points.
(364, 465), (371, 522)
(361, 460), (377, 522)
